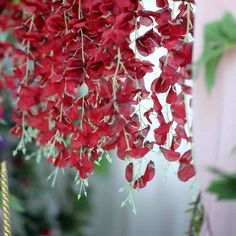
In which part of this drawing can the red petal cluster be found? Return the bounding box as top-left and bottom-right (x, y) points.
(1, 0), (155, 182)
(138, 0), (195, 182)
(125, 161), (155, 189)
(0, 0), (196, 188)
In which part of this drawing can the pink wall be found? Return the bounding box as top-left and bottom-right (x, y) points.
(193, 1), (236, 236)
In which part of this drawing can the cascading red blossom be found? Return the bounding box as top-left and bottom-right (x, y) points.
(0, 0), (195, 191)
(138, 0), (195, 182)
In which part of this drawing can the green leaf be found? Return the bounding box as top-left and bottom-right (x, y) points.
(207, 172), (236, 200)
(12, 0), (21, 4)
(0, 193), (25, 213)
(9, 195), (25, 213)
(198, 12), (236, 93)
(205, 54), (223, 93)
(220, 13), (236, 42)
(6, 34), (17, 44)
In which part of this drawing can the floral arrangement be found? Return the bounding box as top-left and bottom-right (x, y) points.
(0, 0), (195, 198)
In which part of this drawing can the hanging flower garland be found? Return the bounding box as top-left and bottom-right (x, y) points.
(136, 0), (195, 182)
(152, 0), (195, 181)
(0, 0), (195, 196)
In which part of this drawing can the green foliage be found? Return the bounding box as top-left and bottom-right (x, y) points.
(185, 194), (203, 236)
(207, 170), (236, 200)
(12, 0), (21, 4)
(94, 151), (111, 175)
(0, 193), (25, 213)
(8, 154), (91, 236)
(198, 12), (236, 93)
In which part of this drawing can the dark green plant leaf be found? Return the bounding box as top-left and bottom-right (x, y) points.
(207, 171), (236, 200)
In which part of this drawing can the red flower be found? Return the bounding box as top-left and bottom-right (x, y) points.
(125, 162), (133, 182)
(156, 0), (169, 8)
(133, 176), (147, 189)
(178, 163), (195, 182)
(154, 122), (172, 145)
(46, 14), (65, 33)
(0, 0), (195, 188)
(160, 147), (180, 162)
(143, 161), (155, 182)
(136, 29), (160, 56)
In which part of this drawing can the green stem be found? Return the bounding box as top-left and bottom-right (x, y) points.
(112, 47), (121, 111)
(184, 2), (192, 43)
